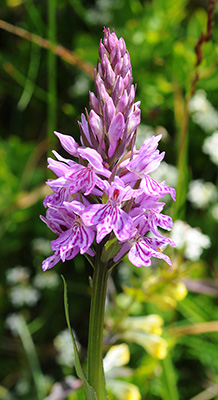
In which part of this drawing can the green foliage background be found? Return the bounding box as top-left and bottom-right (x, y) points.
(1, 0), (218, 399)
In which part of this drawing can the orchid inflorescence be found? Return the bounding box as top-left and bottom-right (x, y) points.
(41, 27), (176, 272)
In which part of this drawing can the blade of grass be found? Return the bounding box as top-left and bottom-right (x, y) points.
(17, 315), (47, 400)
(0, 19), (94, 77)
(3, 61), (47, 102)
(24, 0), (46, 33)
(17, 42), (41, 110)
(68, 0), (88, 22)
(47, 0), (57, 142)
(169, 321), (218, 337)
(190, 384), (218, 400)
(17, 0), (45, 110)
(178, 296), (218, 342)
(160, 355), (179, 400)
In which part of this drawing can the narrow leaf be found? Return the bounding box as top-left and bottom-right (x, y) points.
(160, 355), (179, 400)
(61, 275), (97, 400)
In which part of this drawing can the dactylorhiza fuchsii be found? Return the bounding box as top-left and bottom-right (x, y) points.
(41, 27), (176, 272)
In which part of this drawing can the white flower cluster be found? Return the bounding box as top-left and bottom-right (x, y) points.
(6, 265), (59, 309)
(6, 266), (30, 284)
(5, 313), (24, 336)
(33, 271), (59, 289)
(54, 329), (79, 368)
(32, 237), (53, 256)
(151, 161), (178, 188)
(9, 286), (40, 307)
(171, 220), (211, 261)
(188, 179), (217, 209)
(211, 204), (218, 221)
(203, 131), (218, 165)
(6, 266), (40, 308)
(189, 90), (218, 132)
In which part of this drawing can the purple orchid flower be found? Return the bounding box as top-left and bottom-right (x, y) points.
(41, 201), (95, 271)
(41, 28), (176, 271)
(82, 177), (141, 243)
(47, 146), (110, 196)
(114, 233), (174, 267)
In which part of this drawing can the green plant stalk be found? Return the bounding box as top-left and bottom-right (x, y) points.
(160, 355), (179, 400)
(18, 316), (46, 400)
(87, 251), (109, 399)
(172, 101), (189, 221)
(47, 0), (57, 143)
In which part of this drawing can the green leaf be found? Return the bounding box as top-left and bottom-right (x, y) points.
(160, 355), (179, 400)
(61, 275), (97, 400)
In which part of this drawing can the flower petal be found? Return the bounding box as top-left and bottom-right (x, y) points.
(42, 251), (61, 271)
(54, 131), (79, 156)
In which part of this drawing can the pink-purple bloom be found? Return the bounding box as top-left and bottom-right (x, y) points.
(41, 28), (176, 271)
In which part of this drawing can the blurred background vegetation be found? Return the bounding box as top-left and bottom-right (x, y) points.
(1, 0), (218, 399)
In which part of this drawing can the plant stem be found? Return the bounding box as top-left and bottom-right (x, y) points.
(87, 250), (109, 399)
(47, 0), (57, 143)
(0, 19), (94, 77)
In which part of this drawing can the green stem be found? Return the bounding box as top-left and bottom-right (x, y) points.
(47, 0), (57, 143)
(87, 251), (109, 399)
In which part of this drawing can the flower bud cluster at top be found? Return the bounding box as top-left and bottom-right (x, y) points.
(41, 28), (176, 271)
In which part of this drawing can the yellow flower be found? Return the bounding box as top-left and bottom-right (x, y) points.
(121, 315), (164, 335)
(169, 282), (188, 301)
(108, 380), (141, 400)
(103, 344), (130, 373)
(7, 0), (23, 7)
(122, 331), (168, 360)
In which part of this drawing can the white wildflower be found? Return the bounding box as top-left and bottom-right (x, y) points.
(107, 380), (141, 400)
(6, 266), (30, 285)
(188, 179), (217, 209)
(203, 131), (218, 165)
(103, 344), (130, 373)
(9, 286), (40, 307)
(54, 329), (79, 368)
(33, 272), (59, 289)
(135, 124), (155, 149)
(71, 75), (90, 97)
(211, 203), (218, 221)
(189, 90), (218, 132)
(171, 220), (211, 261)
(5, 313), (23, 336)
(151, 161), (178, 188)
(32, 238), (52, 256)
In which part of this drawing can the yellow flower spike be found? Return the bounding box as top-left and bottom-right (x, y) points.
(7, 0), (23, 7)
(108, 380), (141, 400)
(103, 344), (130, 373)
(122, 331), (168, 360)
(121, 315), (164, 336)
(147, 293), (177, 310)
(170, 282), (188, 301)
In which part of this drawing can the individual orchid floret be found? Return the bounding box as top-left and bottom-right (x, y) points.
(121, 135), (176, 200)
(43, 187), (69, 209)
(82, 177), (141, 243)
(54, 131), (79, 156)
(127, 135), (165, 176)
(47, 147), (111, 196)
(41, 201), (95, 271)
(143, 209), (173, 238)
(114, 230), (174, 268)
(130, 197), (173, 238)
(113, 207), (175, 268)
